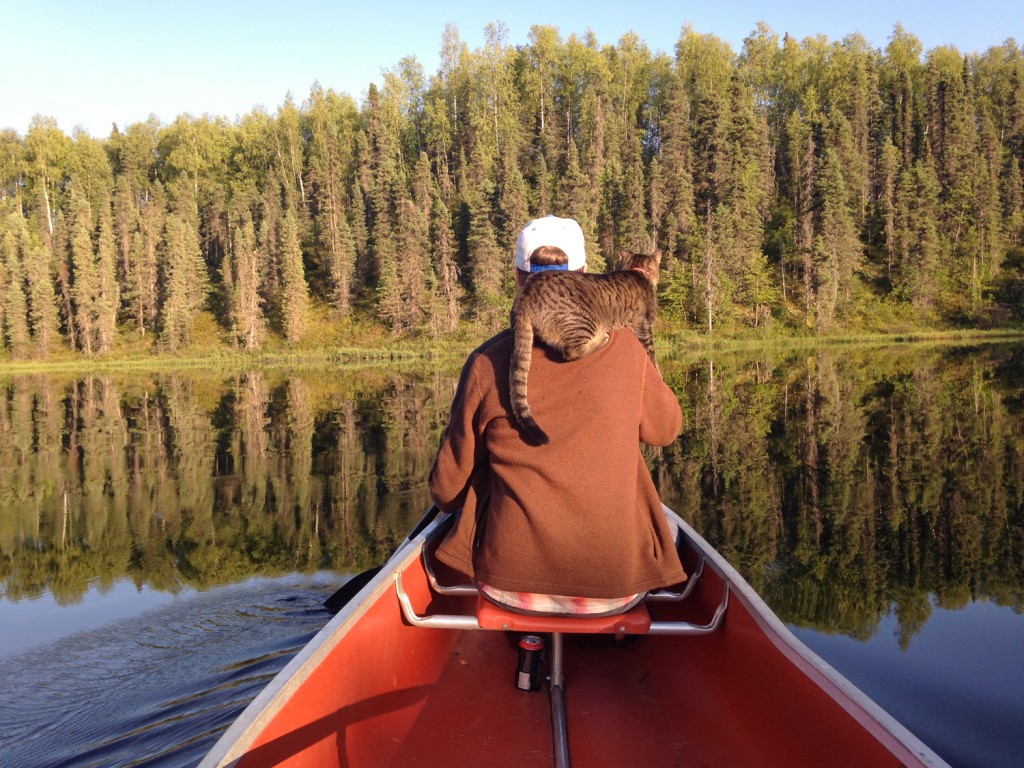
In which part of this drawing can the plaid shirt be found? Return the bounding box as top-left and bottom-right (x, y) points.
(479, 582), (640, 616)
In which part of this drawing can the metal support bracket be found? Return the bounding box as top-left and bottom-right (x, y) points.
(648, 584), (729, 635)
(396, 572), (481, 629)
(646, 556), (704, 602)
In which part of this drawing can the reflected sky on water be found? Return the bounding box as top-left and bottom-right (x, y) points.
(1, 578), (183, 659)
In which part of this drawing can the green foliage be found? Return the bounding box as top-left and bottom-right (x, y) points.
(1, 220), (31, 355)
(160, 213), (208, 350)
(227, 217), (266, 350)
(1, 24), (1023, 357)
(279, 209), (309, 343)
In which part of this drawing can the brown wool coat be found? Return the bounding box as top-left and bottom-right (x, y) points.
(429, 329), (687, 598)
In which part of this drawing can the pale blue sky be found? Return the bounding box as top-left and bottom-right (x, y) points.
(3, 0), (1021, 138)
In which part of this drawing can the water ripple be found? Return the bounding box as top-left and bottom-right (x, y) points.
(0, 575), (337, 768)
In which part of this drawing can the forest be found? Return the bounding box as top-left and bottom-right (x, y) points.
(1, 22), (1024, 359)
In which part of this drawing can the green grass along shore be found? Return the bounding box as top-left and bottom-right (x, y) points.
(3, 308), (1022, 375)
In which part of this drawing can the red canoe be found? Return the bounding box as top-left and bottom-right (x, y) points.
(199, 507), (948, 768)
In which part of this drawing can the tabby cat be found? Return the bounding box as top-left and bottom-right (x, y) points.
(508, 249), (662, 445)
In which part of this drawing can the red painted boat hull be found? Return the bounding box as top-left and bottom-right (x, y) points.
(200, 509), (947, 767)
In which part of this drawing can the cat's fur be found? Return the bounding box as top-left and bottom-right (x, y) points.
(508, 249), (662, 445)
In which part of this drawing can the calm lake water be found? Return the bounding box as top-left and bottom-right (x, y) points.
(0, 343), (1022, 767)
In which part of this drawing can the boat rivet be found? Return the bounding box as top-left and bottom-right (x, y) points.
(618, 626), (626, 634)
(502, 623), (509, 630)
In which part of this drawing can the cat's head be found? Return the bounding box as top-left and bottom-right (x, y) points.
(618, 249), (662, 285)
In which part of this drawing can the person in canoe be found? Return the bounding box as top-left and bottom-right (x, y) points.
(428, 215), (687, 616)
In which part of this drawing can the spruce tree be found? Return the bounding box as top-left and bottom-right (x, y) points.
(430, 192), (462, 333)
(497, 155), (529, 255)
(94, 198), (119, 353)
(975, 112), (1004, 292)
(395, 193), (429, 332)
(813, 148), (861, 330)
(894, 159), (943, 313)
(307, 86), (358, 317)
(161, 213), (207, 350)
(68, 185), (97, 354)
(137, 181), (165, 335)
(782, 110), (819, 321)
(279, 209), (309, 343)
(723, 74), (775, 327)
(349, 179), (369, 290)
(0, 225), (7, 348)
(50, 209), (76, 349)
(403, 155), (438, 330)
(616, 134), (650, 252)
(374, 213), (403, 331)
(328, 213), (356, 318)
(113, 175), (141, 329)
(22, 224), (60, 356)
(875, 138), (902, 290)
(688, 55), (733, 330)
(647, 154), (665, 244)
(1, 228), (30, 356)
(466, 177), (505, 327)
(0, 212), (58, 357)
(229, 218), (265, 350)
(929, 51), (982, 314)
(656, 75), (696, 318)
(1005, 157), (1024, 248)
(555, 138), (588, 223)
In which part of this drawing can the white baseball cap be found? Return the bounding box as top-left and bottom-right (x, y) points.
(514, 216), (587, 272)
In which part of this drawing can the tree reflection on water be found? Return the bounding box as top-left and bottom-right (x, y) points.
(655, 342), (1024, 645)
(1, 344), (1022, 648)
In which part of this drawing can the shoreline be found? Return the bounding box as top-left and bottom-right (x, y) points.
(2, 327), (1023, 375)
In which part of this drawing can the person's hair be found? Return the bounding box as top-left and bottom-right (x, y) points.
(528, 245), (569, 266)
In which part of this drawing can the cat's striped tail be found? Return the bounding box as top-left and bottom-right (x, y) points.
(509, 317), (549, 445)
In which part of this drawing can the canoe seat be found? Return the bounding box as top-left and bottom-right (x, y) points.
(399, 538), (728, 638)
(475, 595), (652, 636)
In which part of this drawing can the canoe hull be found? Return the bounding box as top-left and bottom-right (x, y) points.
(201, 509), (948, 768)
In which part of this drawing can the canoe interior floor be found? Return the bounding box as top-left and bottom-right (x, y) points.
(390, 629), (733, 768)
(389, 630), (553, 766)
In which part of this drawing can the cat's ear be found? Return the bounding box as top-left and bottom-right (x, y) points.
(651, 249), (662, 266)
(617, 250), (631, 268)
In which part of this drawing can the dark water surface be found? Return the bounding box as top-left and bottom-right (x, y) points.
(0, 575), (333, 767)
(0, 344), (1022, 767)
